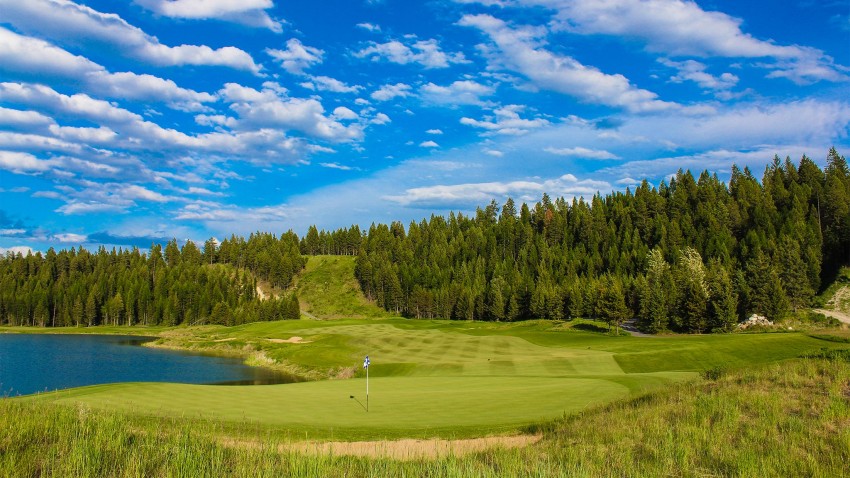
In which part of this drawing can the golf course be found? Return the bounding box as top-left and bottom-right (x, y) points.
(1, 256), (849, 476)
(11, 257), (850, 441)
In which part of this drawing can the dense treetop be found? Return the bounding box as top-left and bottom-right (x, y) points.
(354, 149), (849, 332)
(0, 232), (304, 327)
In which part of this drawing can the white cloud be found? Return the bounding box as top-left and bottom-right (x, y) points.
(461, 104), (550, 135)
(659, 58), (738, 91)
(0, 246), (34, 256)
(426, 129), (444, 135)
(220, 83), (364, 142)
(134, 0), (282, 32)
(544, 146), (620, 160)
(0, 82), (313, 165)
(0, 107), (53, 128)
(484, 149), (504, 157)
(371, 83), (412, 101)
(354, 38), (468, 69)
(1, 0), (261, 73)
(332, 106), (359, 120)
(420, 80), (495, 106)
(458, 14), (677, 112)
(0, 28), (216, 109)
(371, 113), (391, 125)
(356, 23), (381, 32)
(53, 233), (87, 243)
(483, 0), (848, 84)
(420, 140), (440, 148)
(300, 76), (362, 93)
(0, 151), (53, 173)
(319, 162), (358, 171)
(384, 173), (610, 206)
(266, 39), (324, 74)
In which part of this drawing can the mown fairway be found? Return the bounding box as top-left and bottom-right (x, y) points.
(21, 318), (845, 439)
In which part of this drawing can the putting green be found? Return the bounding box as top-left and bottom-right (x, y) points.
(21, 318), (840, 438)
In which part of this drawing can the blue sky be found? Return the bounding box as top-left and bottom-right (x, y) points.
(1, 0), (848, 253)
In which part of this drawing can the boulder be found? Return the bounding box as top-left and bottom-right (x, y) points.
(737, 314), (774, 329)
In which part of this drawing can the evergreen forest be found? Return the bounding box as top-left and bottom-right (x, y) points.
(354, 149), (850, 333)
(0, 233), (304, 327)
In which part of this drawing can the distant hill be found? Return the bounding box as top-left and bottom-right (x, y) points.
(293, 255), (389, 319)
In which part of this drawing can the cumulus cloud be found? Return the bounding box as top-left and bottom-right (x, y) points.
(659, 58), (738, 91)
(371, 83), (412, 101)
(220, 82), (364, 142)
(356, 23), (381, 32)
(134, 0), (282, 32)
(354, 38), (468, 69)
(0, 28), (215, 110)
(420, 140), (440, 148)
(1, 0), (261, 73)
(266, 39), (324, 74)
(420, 80), (495, 106)
(384, 173), (610, 206)
(458, 14), (677, 112)
(544, 146), (620, 160)
(0, 82), (313, 166)
(300, 75), (362, 93)
(466, 0), (848, 84)
(319, 162), (359, 171)
(460, 104), (549, 135)
(426, 129), (444, 134)
(371, 113), (391, 125)
(0, 151), (54, 173)
(331, 106), (359, 120)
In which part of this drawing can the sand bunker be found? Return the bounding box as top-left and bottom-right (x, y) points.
(289, 434), (541, 459)
(224, 434), (540, 460)
(266, 336), (312, 344)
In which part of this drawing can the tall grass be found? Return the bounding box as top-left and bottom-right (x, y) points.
(2, 355), (848, 477)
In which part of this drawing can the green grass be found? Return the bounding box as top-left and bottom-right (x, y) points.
(3, 355), (848, 476)
(293, 255), (389, 319)
(18, 318), (848, 440)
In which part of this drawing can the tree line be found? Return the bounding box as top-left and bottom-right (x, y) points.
(354, 149), (849, 333)
(0, 232), (304, 327)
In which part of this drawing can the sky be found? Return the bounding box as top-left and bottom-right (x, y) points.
(0, 0), (849, 254)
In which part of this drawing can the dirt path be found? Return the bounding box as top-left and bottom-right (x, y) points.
(814, 309), (850, 325)
(223, 434), (541, 460)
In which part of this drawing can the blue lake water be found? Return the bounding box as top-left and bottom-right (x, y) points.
(0, 334), (298, 396)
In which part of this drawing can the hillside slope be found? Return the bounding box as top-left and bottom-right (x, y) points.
(293, 255), (389, 319)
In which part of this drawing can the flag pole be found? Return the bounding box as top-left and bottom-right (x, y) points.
(363, 355), (370, 413)
(366, 362), (369, 412)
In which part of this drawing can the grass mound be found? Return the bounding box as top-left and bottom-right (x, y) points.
(293, 256), (389, 319)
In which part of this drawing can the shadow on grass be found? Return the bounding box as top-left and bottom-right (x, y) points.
(572, 323), (610, 334)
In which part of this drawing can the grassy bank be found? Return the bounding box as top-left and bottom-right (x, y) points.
(293, 255), (389, 319)
(2, 354), (848, 477)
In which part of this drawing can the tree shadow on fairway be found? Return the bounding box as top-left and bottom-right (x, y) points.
(572, 323), (610, 334)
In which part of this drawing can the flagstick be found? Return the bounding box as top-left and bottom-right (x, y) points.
(366, 364), (369, 412)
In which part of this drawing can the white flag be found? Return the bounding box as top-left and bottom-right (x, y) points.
(363, 355), (370, 369)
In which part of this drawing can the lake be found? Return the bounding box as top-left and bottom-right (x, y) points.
(0, 334), (299, 396)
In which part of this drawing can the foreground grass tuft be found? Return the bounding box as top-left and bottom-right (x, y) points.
(3, 355), (848, 477)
